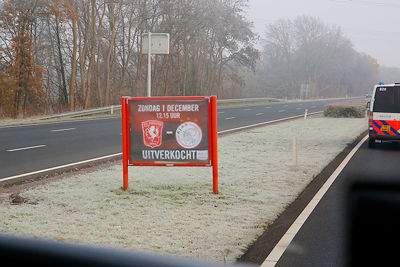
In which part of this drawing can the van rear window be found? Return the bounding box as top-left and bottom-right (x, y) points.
(374, 86), (400, 113)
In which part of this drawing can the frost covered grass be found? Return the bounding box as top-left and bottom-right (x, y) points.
(0, 116), (367, 262)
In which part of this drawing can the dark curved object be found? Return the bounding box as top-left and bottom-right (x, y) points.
(347, 182), (400, 267)
(0, 233), (253, 267)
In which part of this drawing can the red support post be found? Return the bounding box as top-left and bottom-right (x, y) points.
(121, 97), (129, 190)
(211, 96), (218, 194)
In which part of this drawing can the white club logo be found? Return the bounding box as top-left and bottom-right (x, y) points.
(176, 122), (202, 149)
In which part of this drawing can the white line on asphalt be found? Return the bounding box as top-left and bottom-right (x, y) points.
(256, 113), (264, 116)
(0, 116), (118, 129)
(0, 153), (122, 183)
(0, 97), (358, 130)
(6, 145), (47, 152)
(217, 111), (225, 114)
(261, 135), (368, 267)
(51, 128), (76, 132)
(265, 107), (272, 109)
(296, 107), (302, 110)
(225, 117), (236, 120)
(218, 111), (323, 134)
(244, 108), (252, 111)
(278, 110), (285, 112)
(1, 111), (325, 184)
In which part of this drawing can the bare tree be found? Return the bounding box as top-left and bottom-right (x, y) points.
(254, 15), (379, 99)
(0, 0), (259, 117)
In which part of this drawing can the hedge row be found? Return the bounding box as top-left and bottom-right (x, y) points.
(324, 104), (365, 118)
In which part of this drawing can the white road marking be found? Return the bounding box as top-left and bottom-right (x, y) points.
(0, 153), (122, 183)
(265, 106), (272, 109)
(218, 111), (323, 134)
(296, 107), (302, 110)
(51, 128), (76, 132)
(261, 135), (368, 267)
(278, 110), (285, 112)
(217, 111), (225, 114)
(7, 144), (47, 152)
(256, 113), (264, 116)
(1, 111), (325, 184)
(244, 108), (252, 111)
(0, 97), (358, 130)
(225, 117), (236, 120)
(0, 116), (117, 129)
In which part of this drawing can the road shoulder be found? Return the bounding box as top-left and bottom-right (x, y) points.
(237, 130), (368, 265)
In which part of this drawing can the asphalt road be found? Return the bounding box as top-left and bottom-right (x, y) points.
(0, 98), (358, 180)
(274, 139), (400, 266)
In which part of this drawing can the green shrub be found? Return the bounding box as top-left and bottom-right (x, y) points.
(324, 105), (365, 118)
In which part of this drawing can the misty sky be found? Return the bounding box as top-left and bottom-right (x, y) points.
(247, 0), (400, 69)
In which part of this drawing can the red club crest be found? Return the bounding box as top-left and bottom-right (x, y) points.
(142, 120), (163, 148)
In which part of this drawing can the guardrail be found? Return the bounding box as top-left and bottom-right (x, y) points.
(217, 97), (281, 103)
(40, 105), (121, 120)
(37, 96), (359, 121)
(39, 97), (282, 121)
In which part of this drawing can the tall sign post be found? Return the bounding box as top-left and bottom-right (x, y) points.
(300, 83), (310, 99)
(121, 96), (218, 194)
(142, 32), (170, 97)
(147, 32), (151, 97)
(211, 96), (218, 193)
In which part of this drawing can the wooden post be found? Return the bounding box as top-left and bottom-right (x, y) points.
(292, 136), (297, 166)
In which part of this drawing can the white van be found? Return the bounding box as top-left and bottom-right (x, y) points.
(368, 83), (400, 148)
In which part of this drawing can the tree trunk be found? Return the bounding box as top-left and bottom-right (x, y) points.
(55, 17), (68, 107)
(84, 0), (97, 108)
(105, 3), (116, 106)
(78, 1), (90, 108)
(69, 6), (78, 111)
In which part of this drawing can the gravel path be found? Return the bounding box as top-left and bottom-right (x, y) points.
(0, 116), (367, 263)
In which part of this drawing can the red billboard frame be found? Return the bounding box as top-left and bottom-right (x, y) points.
(121, 96), (218, 194)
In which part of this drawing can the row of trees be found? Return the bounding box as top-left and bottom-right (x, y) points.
(0, 0), (258, 117)
(0, 1), (389, 118)
(245, 16), (380, 98)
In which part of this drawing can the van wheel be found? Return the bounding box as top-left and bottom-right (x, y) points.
(368, 138), (375, 148)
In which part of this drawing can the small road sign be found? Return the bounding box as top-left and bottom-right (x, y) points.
(142, 33), (170, 54)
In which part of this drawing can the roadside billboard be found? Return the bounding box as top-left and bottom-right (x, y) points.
(121, 96), (218, 193)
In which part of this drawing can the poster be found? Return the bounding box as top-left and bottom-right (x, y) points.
(129, 99), (210, 163)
